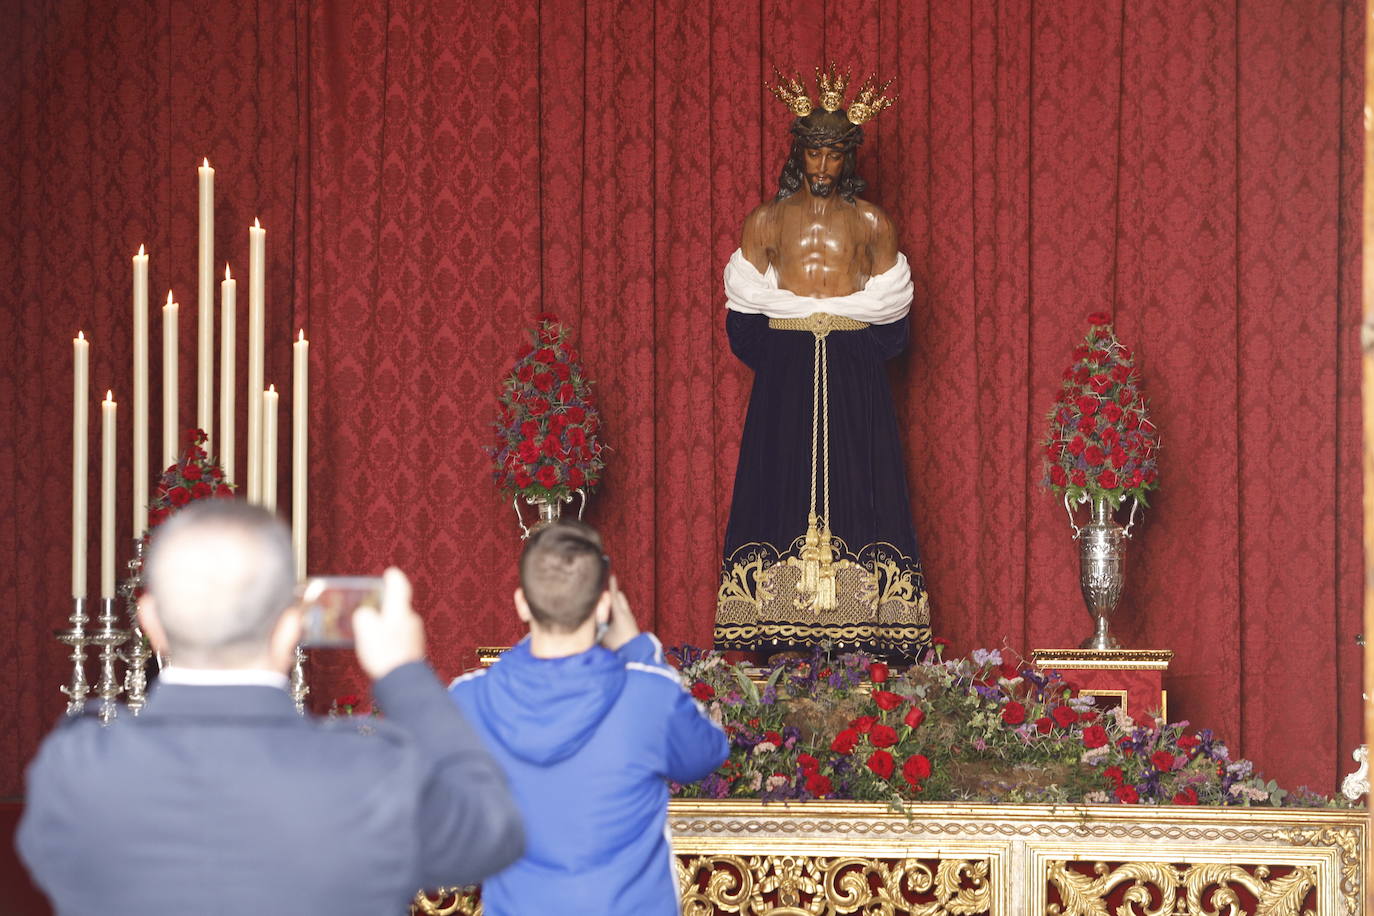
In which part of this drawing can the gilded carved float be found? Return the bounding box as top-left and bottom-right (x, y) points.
(413, 800), (1365, 915)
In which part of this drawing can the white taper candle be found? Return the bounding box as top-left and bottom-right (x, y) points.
(220, 264), (236, 486)
(247, 219), (265, 503)
(197, 158), (215, 446)
(72, 332), (89, 598)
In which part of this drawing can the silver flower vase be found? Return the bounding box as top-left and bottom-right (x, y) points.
(1065, 494), (1138, 650)
(513, 489), (587, 539)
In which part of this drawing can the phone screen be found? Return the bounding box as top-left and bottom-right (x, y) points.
(297, 576), (383, 648)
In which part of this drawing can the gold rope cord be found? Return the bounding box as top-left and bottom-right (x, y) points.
(793, 325), (840, 611)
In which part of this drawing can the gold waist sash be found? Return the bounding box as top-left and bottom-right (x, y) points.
(768, 313), (870, 336)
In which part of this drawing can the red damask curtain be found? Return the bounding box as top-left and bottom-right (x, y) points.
(1, 0), (1362, 798)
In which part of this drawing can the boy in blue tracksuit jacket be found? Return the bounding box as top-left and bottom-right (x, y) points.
(449, 520), (729, 916)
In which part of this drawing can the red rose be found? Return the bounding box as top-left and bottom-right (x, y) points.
(182, 463), (203, 481)
(868, 662), (889, 683)
(763, 730), (782, 746)
(1049, 465), (1068, 487)
(541, 434), (562, 458)
(533, 371), (555, 392)
(516, 341), (534, 359)
(903, 706), (926, 730)
(691, 682), (714, 701)
(553, 361), (571, 381)
(1051, 705), (1078, 728)
(1001, 702), (1026, 725)
(797, 753), (819, 774)
(535, 465), (559, 488)
(1070, 469), (1087, 487)
(514, 470), (533, 489)
(1081, 724), (1109, 749)
(1133, 712), (1156, 730)
(527, 397), (549, 416)
(149, 507), (170, 527)
(518, 439), (540, 463)
(1087, 311), (1111, 325)
(1110, 447), (1129, 469)
(869, 724), (898, 748)
(830, 729), (859, 755)
(520, 420), (540, 439)
(1078, 711), (1098, 724)
(1151, 750), (1176, 772)
(865, 749), (894, 778)
(558, 383), (576, 403)
(567, 467), (585, 489)
(214, 484), (233, 498)
(565, 406), (586, 423)
(191, 481), (212, 499)
(1097, 469), (1119, 489)
(1101, 402), (1124, 424)
(872, 690), (903, 711)
(1172, 787), (1199, 805)
(517, 364), (535, 384)
(1111, 364), (1131, 383)
(1118, 387), (1135, 405)
(1103, 765), (1124, 786)
(1114, 784), (1139, 804)
(850, 715), (877, 734)
(1083, 445), (1105, 467)
(1067, 435), (1086, 456)
(169, 486), (191, 507)
(902, 754), (932, 787)
(1073, 345), (1090, 360)
(1034, 716), (1052, 734)
(1124, 411), (1140, 429)
(1076, 396), (1099, 417)
(805, 772), (833, 797)
(1099, 427), (1120, 449)
(1089, 375), (1112, 394)
(1177, 734), (1200, 751)
(534, 347), (556, 364)
(1074, 366), (1090, 384)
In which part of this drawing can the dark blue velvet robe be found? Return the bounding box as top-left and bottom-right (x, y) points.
(714, 310), (932, 659)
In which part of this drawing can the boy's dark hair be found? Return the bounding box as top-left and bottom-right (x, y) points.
(519, 520), (609, 632)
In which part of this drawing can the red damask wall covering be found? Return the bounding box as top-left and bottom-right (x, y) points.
(1, 0), (1363, 798)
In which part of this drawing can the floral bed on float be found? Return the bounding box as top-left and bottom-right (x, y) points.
(666, 642), (1344, 809)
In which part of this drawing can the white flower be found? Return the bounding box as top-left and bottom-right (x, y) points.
(765, 774), (791, 792)
(1080, 746), (1110, 764)
(1083, 790), (1111, 803)
(753, 741), (777, 755)
(970, 648), (1003, 666)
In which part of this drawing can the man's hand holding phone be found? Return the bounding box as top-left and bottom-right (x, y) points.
(352, 567), (426, 681)
(598, 575), (640, 651)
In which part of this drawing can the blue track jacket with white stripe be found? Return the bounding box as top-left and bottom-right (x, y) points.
(448, 632), (728, 916)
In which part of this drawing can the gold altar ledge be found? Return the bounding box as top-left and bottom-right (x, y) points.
(414, 799), (1366, 915)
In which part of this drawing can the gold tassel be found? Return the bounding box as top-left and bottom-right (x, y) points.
(816, 522), (837, 611)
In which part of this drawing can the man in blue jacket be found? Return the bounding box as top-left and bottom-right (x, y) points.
(450, 519), (729, 915)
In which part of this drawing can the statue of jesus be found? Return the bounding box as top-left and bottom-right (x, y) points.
(714, 65), (932, 660)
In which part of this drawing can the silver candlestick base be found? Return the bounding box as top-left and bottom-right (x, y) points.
(56, 597), (92, 716)
(119, 538), (151, 713)
(290, 646), (309, 715)
(90, 597), (129, 725)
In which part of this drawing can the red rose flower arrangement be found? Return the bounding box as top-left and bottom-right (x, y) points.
(147, 428), (234, 530)
(1042, 313), (1160, 507)
(489, 314), (607, 501)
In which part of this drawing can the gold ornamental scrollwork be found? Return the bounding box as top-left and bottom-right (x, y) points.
(412, 888), (480, 916)
(1267, 825), (1363, 915)
(677, 854), (991, 916)
(1046, 860), (1317, 916)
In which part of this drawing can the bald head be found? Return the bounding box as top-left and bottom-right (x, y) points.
(143, 500), (296, 667)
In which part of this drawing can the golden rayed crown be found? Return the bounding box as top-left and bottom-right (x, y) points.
(765, 63), (896, 125)
(846, 75), (895, 125)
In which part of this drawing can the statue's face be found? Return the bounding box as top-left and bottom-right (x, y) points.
(803, 145), (845, 197)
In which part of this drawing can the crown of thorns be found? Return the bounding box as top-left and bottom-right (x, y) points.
(766, 63), (896, 125)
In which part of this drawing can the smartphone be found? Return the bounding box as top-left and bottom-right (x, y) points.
(297, 576), (383, 648)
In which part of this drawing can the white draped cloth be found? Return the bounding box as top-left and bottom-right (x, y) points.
(722, 248), (913, 325)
